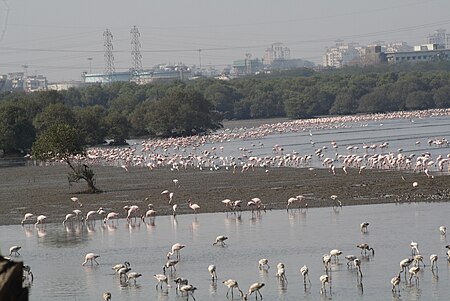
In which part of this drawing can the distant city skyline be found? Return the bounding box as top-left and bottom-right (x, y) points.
(1, 0), (450, 81)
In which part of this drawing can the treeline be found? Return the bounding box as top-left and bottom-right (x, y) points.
(1, 62), (450, 155)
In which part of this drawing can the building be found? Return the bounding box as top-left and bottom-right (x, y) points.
(82, 64), (192, 84)
(264, 43), (291, 65)
(24, 75), (47, 92)
(47, 81), (85, 91)
(82, 71), (131, 84)
(323, 41), (361, 68)
(138, 64), (192, 84)
(385, 44), (450, 64)
(427, 29), (450, 49)
(232, 57), (263, 76)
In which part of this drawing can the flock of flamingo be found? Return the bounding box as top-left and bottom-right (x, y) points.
(5, 108), (450, 300)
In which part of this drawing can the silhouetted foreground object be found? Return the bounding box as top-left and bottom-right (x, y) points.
(0, 257), (28, 301)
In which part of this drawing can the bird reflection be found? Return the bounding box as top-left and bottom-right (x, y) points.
(209, 280), (217, 295)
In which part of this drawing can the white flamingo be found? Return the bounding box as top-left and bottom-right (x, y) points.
(180, 284), (197, 300)
(9, 245), (21, 256)
(244, 282), (264, 300)
(154, 274), (168, 289)
(276, 263), (288, 283)
(319, 275), (329, 294)
(360, 222), (369, 233)
(188, 200), (200, 214)
(208, 264), (217, 280)
(300, 265), (311, 286)
(391, 271), (401, 293)
(167, 243), (185, 260)
(35, 215), (47, 226)
(430, 254), (438, 270)
(82, 253), (100, 266)
(21, 213), (34, 225)
(213, 235), (228, 246)
(258, 258), (270, 270)
(222, 279), (243, 298)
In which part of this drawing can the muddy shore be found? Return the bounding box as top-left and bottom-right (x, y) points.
(1, 165), (449, 225)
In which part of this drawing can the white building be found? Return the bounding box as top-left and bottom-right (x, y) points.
(427, 29), (450, 49)
(264, 43), (291, 65)
(323, 41), (361, 68)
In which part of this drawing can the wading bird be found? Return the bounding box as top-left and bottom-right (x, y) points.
(82, 253), (100, 266)
(213, 235), (228, 246)
(244, 282), (264, 300)
(222, 279), (243, 298)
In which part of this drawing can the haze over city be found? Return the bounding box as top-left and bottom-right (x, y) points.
(1, 0), (450, 81)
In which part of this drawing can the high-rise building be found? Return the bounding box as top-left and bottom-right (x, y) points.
(264, 43), (291, 65)
(427, 29), (450, 49)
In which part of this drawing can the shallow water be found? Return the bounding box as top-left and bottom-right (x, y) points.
(2, 202), (450, 301)
(130, 115), (450, 170)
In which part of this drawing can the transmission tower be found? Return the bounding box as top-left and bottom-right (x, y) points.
(130, 25), (143, 81)
(103, 28), (115, 82)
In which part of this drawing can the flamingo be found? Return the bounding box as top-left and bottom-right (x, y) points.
(413, 254), (425, 268)
(439, 226), (446, 235)
(127, 272), (142, 284)
(410, 241), (420, 255)
(21, 213), (34, 225)
(167, 243), (185, 260)
(104, 212), (119, 224)
(9, 245), (21, 256)
(222, 279), (243, 298)
(329, 249), (342, 262)
(360, 222), (369, 233)
(172, 204), (178, 216)
(154, 274), (168, 289)
(161, 190), (174, 204)
(208, 264), (217, 280)
(357, 243), (375, 256)
(286, 195), (305, 211)
(82, 253), (100, 266)
(430, 254), (438, 270)
(244, 282), (264, 300)
(408, 266), (420, 285)
(188, 200), (200, 214)
(118, 266), (131, 280)
(300, 265), (311, 286)
(35, 215), (47, 226)
(345, 255), (357, 268)
(322, 254), (331, 271)
(103, 292), (111, 301)
(162, 259), (179, 273)
(112, 261), (130, 272)
(70, 196), (82, 208)
(174, 277), (189, 294)
(62, 213), (76, 225)
(319, 275), (329, 294)
(142, 206), (157, 223)
(258, 258), (270, 270)
(390, 271), (401, 293)
(180, 284), (197, 300)
(276, 263), (288, 283)
(400, 257), (413, 279)
(213, 235), (228, 246)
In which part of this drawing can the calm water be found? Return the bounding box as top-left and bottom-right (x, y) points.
(2, 203), (450, 300)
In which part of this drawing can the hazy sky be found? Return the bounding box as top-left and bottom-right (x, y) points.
(1, 0), (450, 81)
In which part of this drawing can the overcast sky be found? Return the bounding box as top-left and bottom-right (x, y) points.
(1, 0), (450, 81)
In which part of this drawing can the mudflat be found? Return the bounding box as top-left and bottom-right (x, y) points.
(1, 164), (449, 225)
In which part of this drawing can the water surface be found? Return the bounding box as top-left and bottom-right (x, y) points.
(2, 202), (450, 300)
